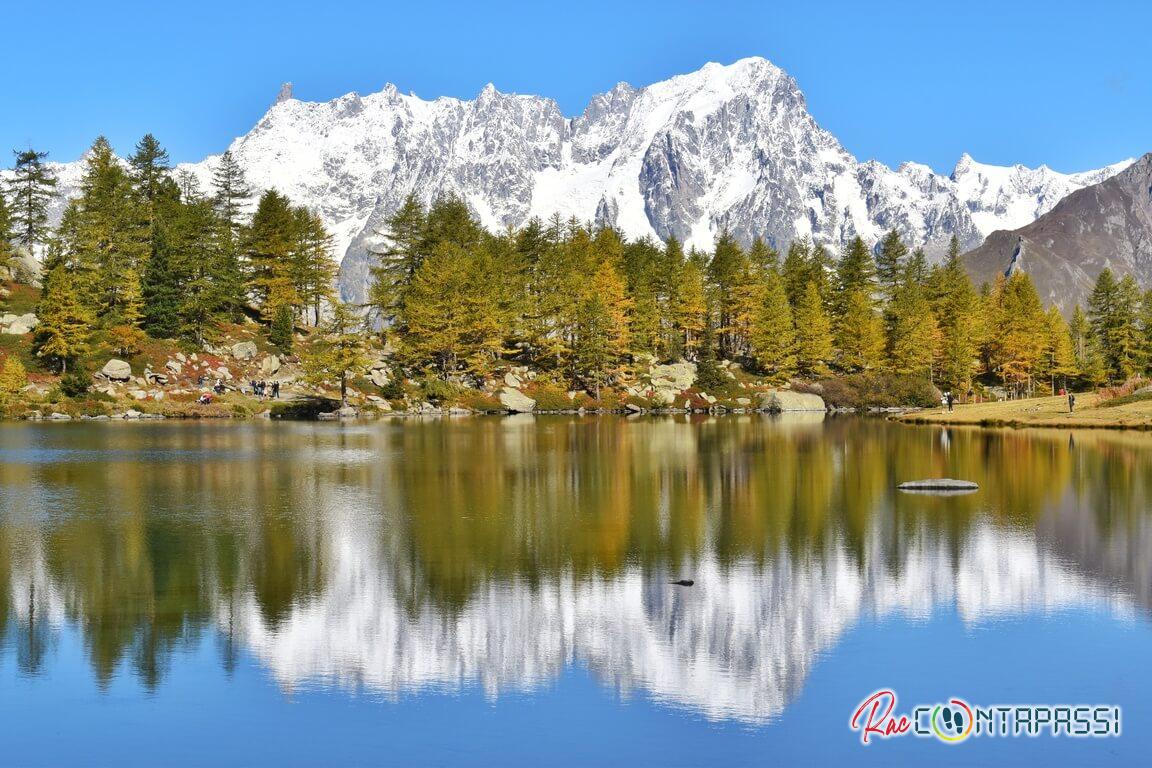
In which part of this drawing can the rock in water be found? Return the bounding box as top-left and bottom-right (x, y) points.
(897, 479), (979, 493)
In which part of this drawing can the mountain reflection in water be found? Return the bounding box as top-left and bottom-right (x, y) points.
(0, 417), (1146, 724)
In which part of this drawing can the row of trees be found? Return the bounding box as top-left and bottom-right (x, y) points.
(364, 196), (1132, 394)
(7, 139), (1152, 396)
(13, 136), (340, 371)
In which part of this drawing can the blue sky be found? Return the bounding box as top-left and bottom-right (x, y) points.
(6, 0), (1149, 172)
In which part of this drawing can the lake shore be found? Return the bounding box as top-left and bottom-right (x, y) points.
(895, 393), (1152, 430)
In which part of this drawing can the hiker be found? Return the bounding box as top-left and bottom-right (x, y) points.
(272, 380), (280, 399)
(198, 392), (213, 405)
(214, 379), (225, 395)
(945, 391), (954, 412)
(967, 388), (974, 404)
(1068, 392), (1076, 413)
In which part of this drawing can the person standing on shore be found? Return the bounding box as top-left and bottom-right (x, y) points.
(1068, 392), (1076, 413)
(945, 391), (954, 412)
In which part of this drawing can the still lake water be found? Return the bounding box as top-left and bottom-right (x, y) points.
(0, 415), (1147, 766)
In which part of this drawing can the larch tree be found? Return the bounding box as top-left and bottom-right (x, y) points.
(672, 256), (708, 360)
(748, 266), (797, 381)
(301, 301), (370, 406)
(875, 229), (908, 302)
(34, 264), (92, 373)
(793, 280), (833, 376)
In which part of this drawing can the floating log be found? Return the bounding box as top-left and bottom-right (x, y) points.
(897, 478), (978, 492)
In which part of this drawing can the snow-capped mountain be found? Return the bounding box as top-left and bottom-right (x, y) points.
(12, 57), (1132, 303)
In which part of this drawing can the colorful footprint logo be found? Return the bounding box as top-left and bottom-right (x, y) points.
(931, 698), (974, 743)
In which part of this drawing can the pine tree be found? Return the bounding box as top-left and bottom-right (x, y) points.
(302, 301), (369, 406)
(1087, 268), (1141, 381)
(7, 148), (58, 254)
(748, 267), (796, 381)
(367, 194), (428, 327)
(34, 265), (92, 373)
(0, 188), (14, 281)
(747, 237), (778, 271)
(269, 304), (294, 353)
(793, 280), (833, 376)
(211, 150), (251, 318)
(875, 229), (908, 301)
(834, 236), (876, 309)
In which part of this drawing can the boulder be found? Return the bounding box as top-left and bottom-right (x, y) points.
(337, 405), (359, 418)
(503, 372), (522, 388)
(101, 359), (133, 381)
(131, 390), (149, 400)
(498, 387), (536, 413)
(648, 361), (697, 392)
(230, 341), (258, 361)
(369, 367), (390, 388)
(165, 360), (183, 375)
(48, 412), (72, 421)
(760, 390), (826, 413)
(1, 313), (38, 335)
(260, 355), (281, 376)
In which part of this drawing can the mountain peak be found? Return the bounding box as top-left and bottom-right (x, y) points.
(274, 82), (294, 105)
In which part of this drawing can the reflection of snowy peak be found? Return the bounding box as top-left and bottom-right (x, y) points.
(216, 520), (1130, 724)
(9, 57), (1130, 303)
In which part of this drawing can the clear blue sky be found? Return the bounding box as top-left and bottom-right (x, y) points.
(6, 0), (1149, 173)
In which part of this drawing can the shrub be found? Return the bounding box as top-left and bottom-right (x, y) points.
(798, 372), (939, 409)
(420, 378), (459, 404)
(530, 383), (573, 411)
(59, 369), (93, 398)
(693, 357), (728, 392)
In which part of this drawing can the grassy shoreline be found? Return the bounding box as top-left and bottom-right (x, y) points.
(895, 393), (1152, 430)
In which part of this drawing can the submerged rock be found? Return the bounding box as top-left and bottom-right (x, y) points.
(897, 479), (979, 493)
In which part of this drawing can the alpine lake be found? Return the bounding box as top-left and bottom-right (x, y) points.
(0, 415), (1147, 766)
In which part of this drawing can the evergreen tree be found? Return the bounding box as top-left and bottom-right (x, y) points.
(367, 194), (428, 327)
(793, 280), (833, 375)
(1087, 268), (1141, 381)
(211, 150), (251, 318)
(834, 236), (876, 309)
(875, 229), (908, 301)
(781, 238), (812, 307)
(290, 207), (337, 326)
(7, 148), (57, 253)
(34, 265), (92, 372)
(269, 304), (294, 353)
(0, 189), (14, 280)
(107, 268), (146, 356)
(747, 237), (778, 271)
(302, 301), (369, 406)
